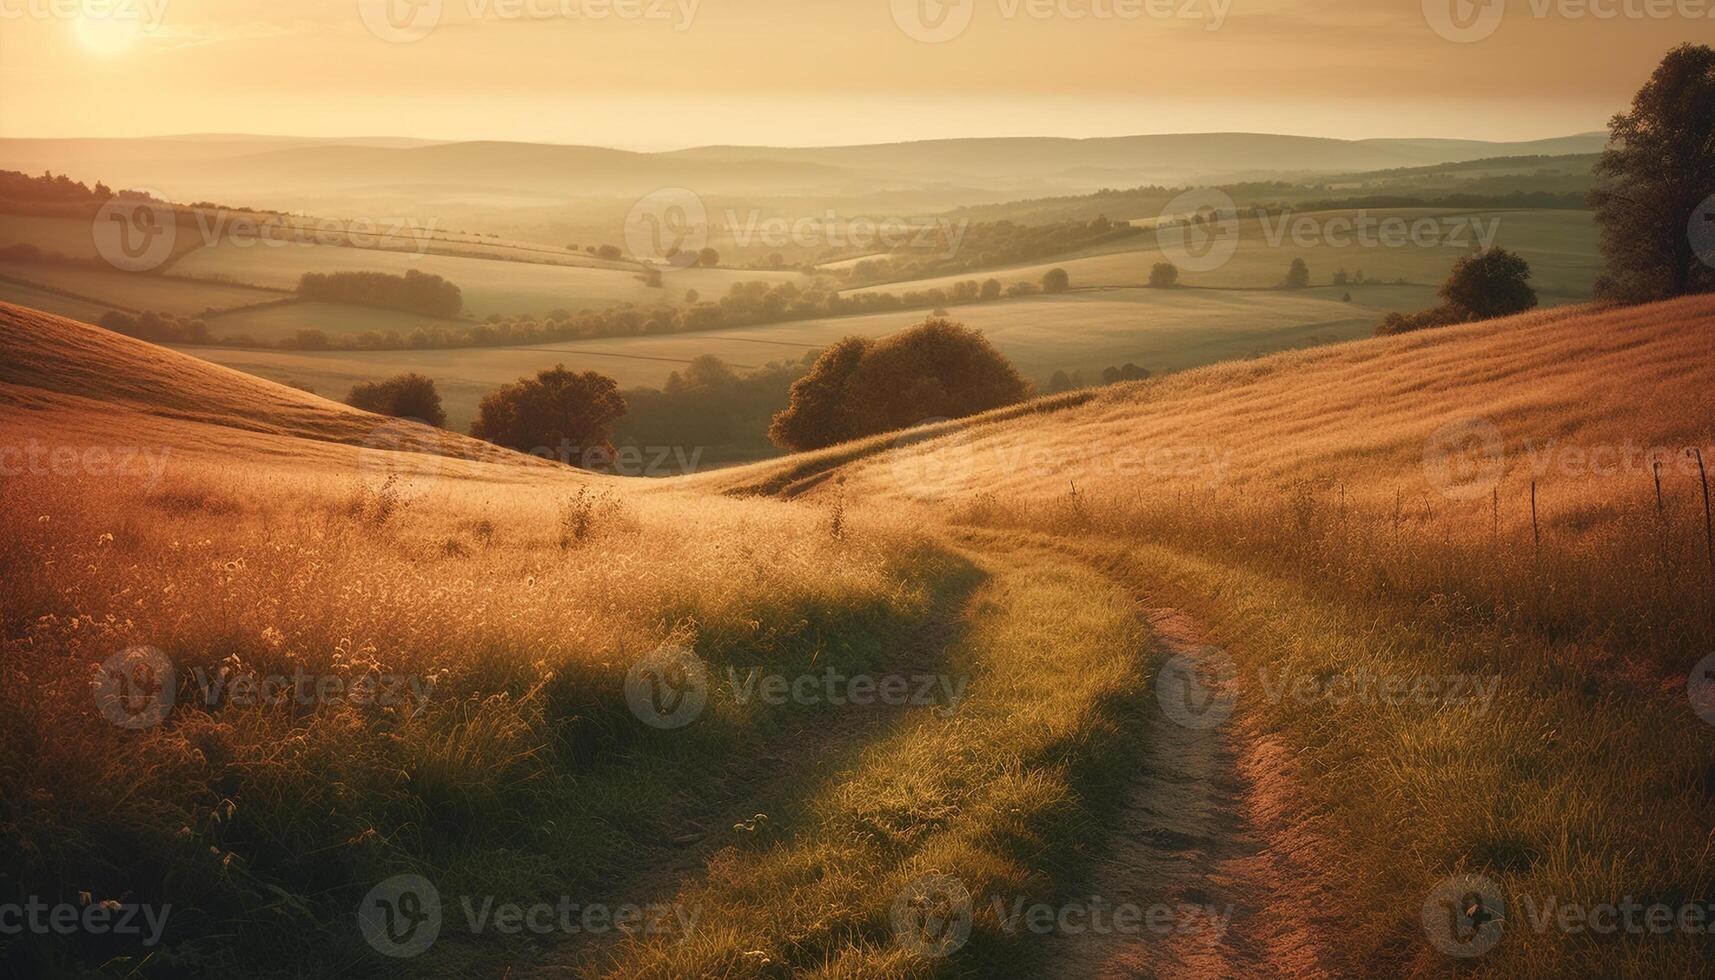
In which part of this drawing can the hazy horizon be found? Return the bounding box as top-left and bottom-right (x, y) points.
(0, 125), (1615, 152)
(2, 0), (1702, 147)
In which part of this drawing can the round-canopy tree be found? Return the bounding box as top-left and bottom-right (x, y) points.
(769, 318), (1031, 451)
(470, 365), (627, 465)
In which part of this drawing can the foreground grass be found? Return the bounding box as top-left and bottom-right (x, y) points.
(1075, 537), (1714, 978)
(0, 466), (968, 978)
(593, 536), (1150, 978)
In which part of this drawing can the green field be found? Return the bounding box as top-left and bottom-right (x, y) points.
(0, 279), (118, 323)
(0, 213), (110, 261)
(176, 283), (1421, 431)
(1, 261), (282, 316)
(854, 208), (1599, 302)
(170, 237), (801, 318)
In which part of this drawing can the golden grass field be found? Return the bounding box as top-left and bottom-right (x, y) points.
(2, 296), (1711, 978)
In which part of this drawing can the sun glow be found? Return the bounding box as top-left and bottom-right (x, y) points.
(73, 14), (144, 57)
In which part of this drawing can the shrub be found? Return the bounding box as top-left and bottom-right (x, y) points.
(1376, 247), (1537, 336)
(345, 373), (447, 428)
(469, 365), (627, 464)
(296, 269), (462, 317)
(768, 317), (1031, 451)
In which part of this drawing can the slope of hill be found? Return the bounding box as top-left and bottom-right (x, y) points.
(0, 302), (555, 475)
(3, 297), (1708, 979)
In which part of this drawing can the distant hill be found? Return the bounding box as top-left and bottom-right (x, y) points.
(0, 131), (1609, 219)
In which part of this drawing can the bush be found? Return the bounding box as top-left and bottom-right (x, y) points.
(296, 269), (462, 317)
(1148, 263), (1179, 288)
(346, 373), (447, 428)
(469, 365), (627, 464)
(768, 317), (1031, 451)
(1438, 247), (1537, 320)
(1375, 247), (1537, 336)
(1041, 267), (1070, 293)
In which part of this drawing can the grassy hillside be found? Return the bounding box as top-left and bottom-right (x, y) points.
(4, 296), (1709, 979)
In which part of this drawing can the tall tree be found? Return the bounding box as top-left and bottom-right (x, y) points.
(1589, 44), (1715, 301)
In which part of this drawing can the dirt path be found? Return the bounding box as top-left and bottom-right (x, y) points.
(1040, 605), (1341, 980)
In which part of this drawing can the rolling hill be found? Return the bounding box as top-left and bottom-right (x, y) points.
(2, 296), (1708, 979)
(0, 131), (1609, 218)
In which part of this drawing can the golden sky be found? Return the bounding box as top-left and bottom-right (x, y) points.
(1, 0), (1709, 146)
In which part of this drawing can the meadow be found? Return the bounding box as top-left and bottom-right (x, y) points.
(177, 284), (1415, 430)
(5, 294), (1709, 978)
(855, 208), (1599, 302)
(0, 261), (282, 317)
(168, 236), (798, 319)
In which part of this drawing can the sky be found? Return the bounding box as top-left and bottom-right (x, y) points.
(0, 0), (1709, 147)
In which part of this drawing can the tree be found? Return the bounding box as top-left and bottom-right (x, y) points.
(768, 318), (1031, 451)
(1375, 247), (1537, 335)
(1041, 267), (1070, 293)
(470, 365), (627, 464)
(347, 373), (447, 428)
(1589, 44), (1715, 301)
(1047, 370), (1073, 393)
(980, 278), (1002, 300)
(1283, 257), (1310, 289)
(1438, 248), (1537, 320)
(697, 247), (720, 267)
(1149, 262), (1179, 288)
(1100, 363), (1151, 385)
